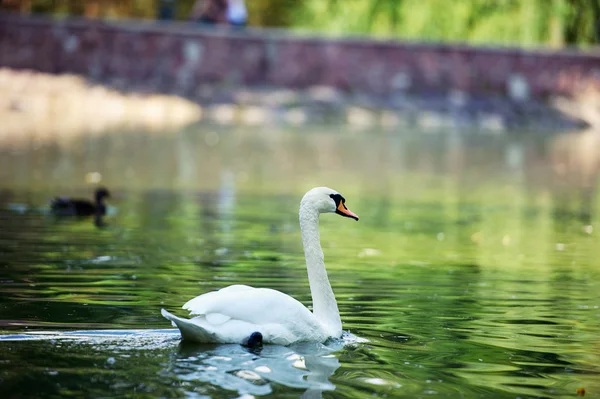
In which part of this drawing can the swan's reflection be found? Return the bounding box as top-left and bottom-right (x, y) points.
(0, 329), (350, 397)
(172, 339), (343, 397)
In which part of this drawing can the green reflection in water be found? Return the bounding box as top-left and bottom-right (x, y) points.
(0, 124), (599, 398)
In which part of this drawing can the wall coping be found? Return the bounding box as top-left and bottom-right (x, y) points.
(2, 11), (599, 61)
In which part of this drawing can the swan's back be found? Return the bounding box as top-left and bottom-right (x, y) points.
(183, 285), (319, 328)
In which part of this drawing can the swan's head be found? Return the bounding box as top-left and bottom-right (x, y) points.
(301, 187), (359, 221)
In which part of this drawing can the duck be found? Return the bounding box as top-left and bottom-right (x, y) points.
(161, 186), (359, 345)
(50, 187), (111, 217)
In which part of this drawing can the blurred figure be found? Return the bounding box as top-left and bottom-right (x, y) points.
(226, 0), (247, 28)
(0, 0), (31, 13)
(189, 0), (227, 25)
(158, 0), (176, 21)
(50, 187), (111, 218)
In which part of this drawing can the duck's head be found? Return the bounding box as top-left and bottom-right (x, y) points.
(95, 187), (111, 201)
(301, 187), (359, 221)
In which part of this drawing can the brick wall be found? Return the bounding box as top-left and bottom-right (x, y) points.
(1, 13), (598, 100)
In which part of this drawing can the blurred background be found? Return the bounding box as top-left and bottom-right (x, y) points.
(1, 0), (600, 47)
(1, 1), (600, 399)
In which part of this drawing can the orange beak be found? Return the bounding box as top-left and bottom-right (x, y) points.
(336, 201), (359, 221)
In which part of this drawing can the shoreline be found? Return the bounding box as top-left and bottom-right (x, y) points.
(0, 68), (591, 139)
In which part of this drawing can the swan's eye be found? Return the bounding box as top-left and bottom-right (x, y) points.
(329, 193), (345, 207)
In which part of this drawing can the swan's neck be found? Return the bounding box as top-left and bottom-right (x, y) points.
(299, 204), (342, 337)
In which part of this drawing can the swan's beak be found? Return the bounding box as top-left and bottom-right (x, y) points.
(336, 202), (359, 221)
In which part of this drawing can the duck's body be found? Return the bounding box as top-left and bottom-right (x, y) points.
(50, 198), (105, 217)
(50, 188), (110, 217)
(162, 187), (359, 345)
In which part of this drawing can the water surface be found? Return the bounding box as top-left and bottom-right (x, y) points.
(1, 124), (599, 398)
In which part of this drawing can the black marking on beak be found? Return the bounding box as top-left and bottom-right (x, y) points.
(330, 193), (359, 221)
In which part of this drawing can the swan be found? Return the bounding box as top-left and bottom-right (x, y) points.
(161, 186), (359, 345)
(50, 187), (110, 217)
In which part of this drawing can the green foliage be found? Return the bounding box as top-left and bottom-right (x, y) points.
(246, 0), (296, 27)
(294, 0), (600, 47)
(3, 0), (599, 46)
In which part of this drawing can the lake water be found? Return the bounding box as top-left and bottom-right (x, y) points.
(1, 124), (599, 398)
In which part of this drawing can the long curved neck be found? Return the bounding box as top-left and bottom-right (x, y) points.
(299, 203), (342, 337)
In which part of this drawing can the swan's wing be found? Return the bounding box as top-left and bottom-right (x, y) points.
(183, 284), (254, 315)
(162, 308), (304, 345)
(181, 285), (321, 330)
(165, 285), (328, 344)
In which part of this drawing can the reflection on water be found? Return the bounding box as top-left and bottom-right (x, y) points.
(0, 329), (347, 398)
(1, 124), (600, 398)
(173, 339), (344, 397)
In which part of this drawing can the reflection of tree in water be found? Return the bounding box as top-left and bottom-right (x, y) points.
(0, 199), (134, 326)
(548, 129), (600, 224)
(195, 187), (233, 265)
(139, 189), (182, 231)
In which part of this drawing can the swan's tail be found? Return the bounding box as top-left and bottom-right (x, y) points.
(161, 309), (217, 343)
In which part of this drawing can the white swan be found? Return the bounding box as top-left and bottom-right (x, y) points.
(161, 187), (359, 345)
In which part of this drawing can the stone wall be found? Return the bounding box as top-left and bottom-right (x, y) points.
(1, 13), (599, 131)
(1, 13), (598, 100)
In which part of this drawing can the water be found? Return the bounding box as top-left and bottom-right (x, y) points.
(1, 124), (599, 398)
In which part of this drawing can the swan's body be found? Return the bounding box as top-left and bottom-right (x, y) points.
(162, 285), (329, 345)
(161, 187), (359, 345)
